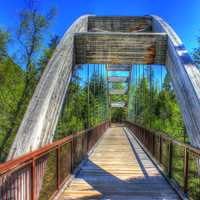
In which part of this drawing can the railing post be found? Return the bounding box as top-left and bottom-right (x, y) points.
(183, 147), (189, 195)
(168, 141), (173, 178)
(56, 145), (61, 190)
(31, 158), (36, 200)
(159, 135), (162, 164)
(81, 134), (85, 159)
(87, 130), (89, 152)
(152, 134), (155, 156)
(71, 137), (74, 172)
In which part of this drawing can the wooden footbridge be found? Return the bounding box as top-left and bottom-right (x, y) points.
(60, 126), (179, 200)
(0, 16), (200, 200)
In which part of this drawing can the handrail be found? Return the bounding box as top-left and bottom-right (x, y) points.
(126, 120), (200, 155)
(126, 120), (200, 200)
(0, 124), (106, 174)
(0, 135), (73, 175)
(0, 121), (110, 200)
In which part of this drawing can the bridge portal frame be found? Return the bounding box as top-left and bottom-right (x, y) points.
(8, 15), (200, 160)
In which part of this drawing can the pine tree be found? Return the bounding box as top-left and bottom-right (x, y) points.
(0, 29), (9, 58)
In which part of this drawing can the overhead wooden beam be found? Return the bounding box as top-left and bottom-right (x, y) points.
(107, 64), (131, 71)
(109, 89), (127, 95)
(88, 16), (152, 33)
(75, 32), (167, 64)
(111, 102), (126, 108)
(108, 76), (129, 82)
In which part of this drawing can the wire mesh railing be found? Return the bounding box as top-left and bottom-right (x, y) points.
(0, 121), (109, 200)
(126, 121), (200, 200)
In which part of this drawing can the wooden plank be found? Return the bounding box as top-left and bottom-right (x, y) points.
(109, 64), (130, 68)
(88, 16), (152, 33)
(107, 67), (130, 71)
(59, 127), (179, 200)
(108, 76), (129, 82)
(109, 89), (127, 95)
(111, 102), (126, 108)
(107, 64), (131, 72)
(75, 32), (167, 64)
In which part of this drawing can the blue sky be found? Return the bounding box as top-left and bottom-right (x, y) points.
(0, 0), (199, 53)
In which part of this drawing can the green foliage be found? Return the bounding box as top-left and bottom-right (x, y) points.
(111, 107), (127, 122)
(0, 29), (10, 58)
(110, 82), (128, 122)
(128, 67), (186, 142)
(54, 66), (109, 141)
(0, 1), (57, 162)
(0, 58), (25, 160)
(17, 4), (56, 70)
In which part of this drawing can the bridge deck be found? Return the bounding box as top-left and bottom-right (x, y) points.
(59, 127), (179, 200)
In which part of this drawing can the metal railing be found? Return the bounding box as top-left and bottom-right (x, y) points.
(126, 121), (200, 200)
(0, 121), (109, 200)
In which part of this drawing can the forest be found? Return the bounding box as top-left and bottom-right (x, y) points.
(127, 65), (186, 142)
(54, 64), (110, 141)
(55, 63), (187, 144)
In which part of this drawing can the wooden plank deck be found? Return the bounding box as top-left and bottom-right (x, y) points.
(59, 127), (179, 200)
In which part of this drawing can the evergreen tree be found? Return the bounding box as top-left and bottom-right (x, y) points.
(127, 67), (185, 142)
(54, 66), (109, 140)
(0, 58), (25, 161)
(0, 29), (10, 58)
